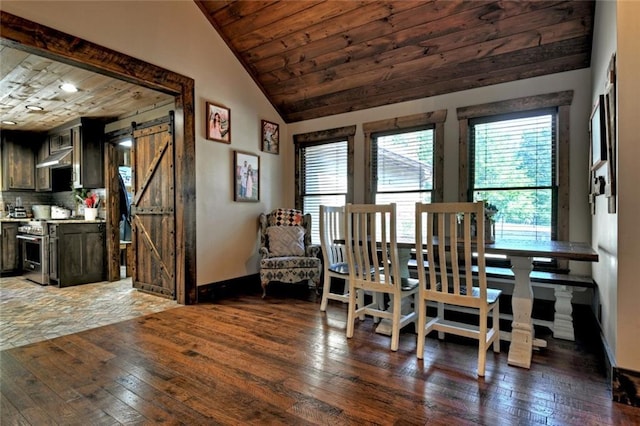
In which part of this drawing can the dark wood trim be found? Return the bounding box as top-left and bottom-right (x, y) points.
(455, 91), (573, 255)
(613, 367), (640, 408)
(293, 125), (357, 145)
(362, 110), (447, 204)
(456, 90), (574, 120)
(293, 125), (356, 210)
(458, 118), (469, 201)
(197, 273), (260, 302)
(1, 11), (197, 304)
(105, 143), (120, 282)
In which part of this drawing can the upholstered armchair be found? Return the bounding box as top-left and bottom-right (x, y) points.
(259, 208), (321, 298)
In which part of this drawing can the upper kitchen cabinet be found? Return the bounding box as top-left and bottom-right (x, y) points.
(46, 117), (106, 189)
(36, 137), (52, 192)
(1, 130), (38, 191)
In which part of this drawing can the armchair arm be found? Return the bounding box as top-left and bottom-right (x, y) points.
(259, 247), (270, 259)
(307, 244), (321, 258)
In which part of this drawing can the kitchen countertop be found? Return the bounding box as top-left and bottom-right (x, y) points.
(1, 218), (105, 223)
(47, 219), (105, 224)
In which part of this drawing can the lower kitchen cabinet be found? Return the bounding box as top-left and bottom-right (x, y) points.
(49, 222), (105, 287)
(0, 222), (20, 273)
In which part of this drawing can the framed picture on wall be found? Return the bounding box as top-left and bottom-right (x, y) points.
(261, 119), (279, 154)
(206, 102), (231, 143)
(234, 150), (259, 202)
(589, 94), (607, 171)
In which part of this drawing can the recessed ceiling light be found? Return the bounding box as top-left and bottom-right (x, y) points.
(119, 139), (132, 148)
(25, 105), (44, 111)
(2, 120), (17, 125)
(60, 83), (78, 93)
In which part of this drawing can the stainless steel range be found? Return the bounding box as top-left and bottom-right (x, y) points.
(17, 221), (49, 285)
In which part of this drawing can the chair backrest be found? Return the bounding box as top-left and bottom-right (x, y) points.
(345, 203), (402, 292)
(319, 205), (347, 268)
(415, 201), (487, 303)
(259, 208), (312, 253)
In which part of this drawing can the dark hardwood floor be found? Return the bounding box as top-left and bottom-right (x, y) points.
(2, 285), (639, 425)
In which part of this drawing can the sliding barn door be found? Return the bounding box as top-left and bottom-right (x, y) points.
(130, 116), (176, 298)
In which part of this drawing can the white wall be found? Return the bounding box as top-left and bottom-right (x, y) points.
(288, 71), (594, 276)
(590, 0), (640, 373)
(616, 0), (640, 371)
(2, 1), (287, 286)
(590, 0), (619, 366)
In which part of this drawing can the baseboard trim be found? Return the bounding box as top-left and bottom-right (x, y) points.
(197, 274), (260, 302)
(593, 311), (640, 407)
(613, 367), (640, 407)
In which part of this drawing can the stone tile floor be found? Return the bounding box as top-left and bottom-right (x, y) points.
(0, 274), (179, 350)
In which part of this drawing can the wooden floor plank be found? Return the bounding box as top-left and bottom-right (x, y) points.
(1, 293), (638, 425)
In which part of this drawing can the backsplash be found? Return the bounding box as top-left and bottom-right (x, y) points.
(1, 189), (106, 218)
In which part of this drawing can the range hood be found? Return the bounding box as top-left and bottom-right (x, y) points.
(36, 146), (72, 169)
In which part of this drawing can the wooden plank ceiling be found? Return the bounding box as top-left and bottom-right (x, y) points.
(0, 45), (174, 132)
(195, 0), (595, 123)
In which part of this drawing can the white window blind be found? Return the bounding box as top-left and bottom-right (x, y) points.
(301, 141), (348, 243)
(373, 128), (434, 242)
(470, 110), (557, 242)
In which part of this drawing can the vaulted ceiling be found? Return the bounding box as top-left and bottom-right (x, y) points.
(195, 0), (595, 123)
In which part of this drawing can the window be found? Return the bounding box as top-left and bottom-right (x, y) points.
(470, 110), (557, 241)
(364, 111), (447, 243)
(372, 128), (434, 242)
(457, 91), (573, 271)
(295, 126), (355, 244)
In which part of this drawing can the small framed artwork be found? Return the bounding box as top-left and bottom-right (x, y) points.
(234, 150), (259, 202)
(261, 119), (279, 154)
(206, 102), (230, 143)
(589, 94), (607, 171)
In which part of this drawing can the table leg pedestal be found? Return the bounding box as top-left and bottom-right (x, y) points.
(508, 256), (534, 369)
(553, 285), (575, 340)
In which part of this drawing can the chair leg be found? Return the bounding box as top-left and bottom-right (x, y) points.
(261, 281), (268, 299)
(346, 285), (357, 339)
(477, 307), (488, 377)
(357, 289), (365, 321)
(493, 300), (501, 353)
(437, 302), (445, 340)
(416, 296), (426, 360)
(390, 294), (402, 352)
(320, 275), (331, 311)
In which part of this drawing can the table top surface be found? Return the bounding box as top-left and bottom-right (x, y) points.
(391, 238), (599, 262)
(338, 237), (599, 262)
(485, 239), (598, 261)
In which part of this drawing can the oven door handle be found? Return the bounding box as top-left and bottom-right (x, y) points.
(17, 235), (42, 242)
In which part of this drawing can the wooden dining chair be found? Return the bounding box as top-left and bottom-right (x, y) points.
(414, 201), (501, 376)
(345, 203), (418, 351)
(319, 205), (360, 311)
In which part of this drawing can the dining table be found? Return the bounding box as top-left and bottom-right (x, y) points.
(484, 239), (598, 369)
(375, 238), (599, 370)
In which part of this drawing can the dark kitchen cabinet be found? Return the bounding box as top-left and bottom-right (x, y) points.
(49, 129), (72, 152)
(36, 138), (52, 192)
(72, 118), (105, 189)
(1, 222), (20, 273)
(47, 117), (105, 189)
(1, 131), (36, 191)
(49, 222), (105, 287)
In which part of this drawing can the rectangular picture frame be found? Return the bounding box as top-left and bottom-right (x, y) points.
(589, 94), (607, 171)
(234, 150), (259, 202)
(206, 101), (231, 144)
(261, 119), (279, 154)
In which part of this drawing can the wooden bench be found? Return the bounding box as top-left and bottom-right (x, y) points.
(407, 259), (595, 341)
